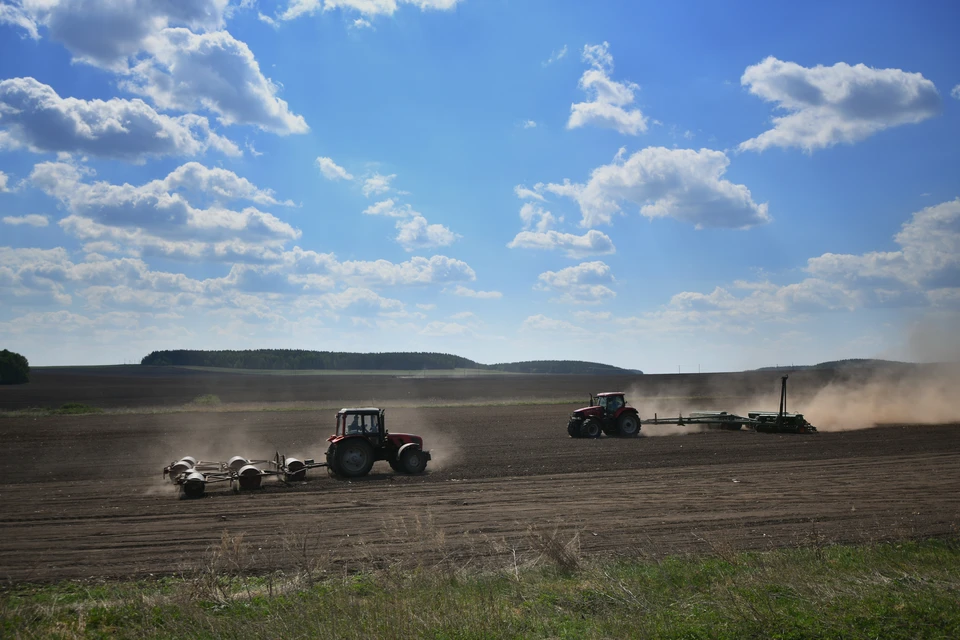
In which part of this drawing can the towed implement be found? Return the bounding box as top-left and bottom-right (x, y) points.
(567, 376), (816, 437)
(163, 407), (431, 497)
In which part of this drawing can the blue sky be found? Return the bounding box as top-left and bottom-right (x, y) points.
(1, 0), (958, 372)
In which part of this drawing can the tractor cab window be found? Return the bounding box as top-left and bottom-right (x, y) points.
(365, 414), (379, 435)
(346, 414), (365, 435)
(602, 396), (623, 413)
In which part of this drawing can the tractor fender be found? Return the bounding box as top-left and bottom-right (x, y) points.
(398, 441), (431, 461)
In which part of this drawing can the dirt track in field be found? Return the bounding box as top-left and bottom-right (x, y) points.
(1, 394), (959, 582)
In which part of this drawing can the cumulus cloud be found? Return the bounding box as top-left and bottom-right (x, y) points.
(0, 170), (8, 191)
(396, 215), (459, 251)
(541, 146), (770, 229)
(123, 29), (308, 135)
(509, 229), (615, 259)
(740, 57), (941, 152)
(447, 285), (502, 299)
(362, 173), (395, 197)
(3, 214), (48, 227)
(15, 2), (306, 136)
(0, 2), (39, 39)
(568, 42), (647, 135)
(279, 0), (464, 21)
(507, 201), (616, 258)
(659, 198), (960, 332)
(316, 156), (354, 181)
(282, 248), (477, 288)
(522, 120), (537, 129)
(521, 314), (587, 334)
(19, 0), (229, 69)
(535, 261), (616, 305)
(0, 77), (240, 160)
(951, 85), (960, 101)
(361, 197), (458, 251)
(31, 161), (299, 259)
(514, 184), (545, 202)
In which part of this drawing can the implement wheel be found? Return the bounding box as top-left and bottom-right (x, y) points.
(581, 419), (601, 439)
(334, 439), (375, 477)
(617, 414), (640, 437)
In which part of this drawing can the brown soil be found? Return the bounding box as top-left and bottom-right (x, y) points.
(2, 388), (959, 582)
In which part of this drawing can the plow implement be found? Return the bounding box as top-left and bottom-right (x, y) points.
(163, 453), (327, 498)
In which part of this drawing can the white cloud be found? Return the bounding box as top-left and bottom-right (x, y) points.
(542, 146), (770, 229)
(352, 18), (372, 29)
(361, 196), (458, 250)
(508, 229), (615, 258)
(447, 285), (502, 299)
(279, 0), (464, 21)
(522, 120), (537, 129)
(420, 320), (470, 336)
(283, 248), (477, 288)
(19, 0), (230, 69)
(542, 44), (567, 67)
(0, 77), (240, 160)
(568, 42), (647, 135)
(395, 215), (459, 251)
(740, 57), (941, 152)
(514, 184), (545, 202)
(316, 156), (354, 181)
(123, 29), (308, 135)
(416, 302), (436, 310)
(362, 173), (396, 197)
(3, 214), (48, 227)
(363, 198), (410, 217)
(535, 261), (616, 305)
(31, 161), (299, 259)
(16, 2), (306, 136)
(518, 202), (559, 232)
(0, 2), (39, 39)
(520, 314), (587, 334)
(0, 170), (8, 191)
(952, 85), (960, 100)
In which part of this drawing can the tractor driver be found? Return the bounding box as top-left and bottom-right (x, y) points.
(348, 414), (362, 434)
(606, 395), (622, 414)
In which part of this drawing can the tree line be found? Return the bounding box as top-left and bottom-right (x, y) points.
(140, 350), (637, 374)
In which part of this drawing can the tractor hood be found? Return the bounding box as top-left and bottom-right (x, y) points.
(387, 433), (424, 447)
(572, 406), (603, 418)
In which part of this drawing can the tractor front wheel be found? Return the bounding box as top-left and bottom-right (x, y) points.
(334, 440), (375, 477)
(567, 420), (581, 438)
(617, 414), (640, 437)
(397, 447), (428, 474)
(581, 419), (602, 438)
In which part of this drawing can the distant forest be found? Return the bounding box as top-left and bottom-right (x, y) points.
(140, 350), (640, 375)
(755, 358), (911, 372)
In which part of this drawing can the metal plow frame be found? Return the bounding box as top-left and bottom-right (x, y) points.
(163, 452), (328, 498)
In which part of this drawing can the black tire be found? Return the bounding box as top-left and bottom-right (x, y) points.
(617, 413), (640, 437)
(581, 419), (601, 439)
(334, 439), (375, 477)
(397, 447), (428, 474)
(567, 420), (581, 438)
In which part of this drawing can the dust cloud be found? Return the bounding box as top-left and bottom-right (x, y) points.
(802, 365), (960, 431)
(392, 407), (461, 470)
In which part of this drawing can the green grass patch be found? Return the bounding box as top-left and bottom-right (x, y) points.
(191, 394), (222, 406)
(2, 538), (958, 639)
(52, 402), (103, 415)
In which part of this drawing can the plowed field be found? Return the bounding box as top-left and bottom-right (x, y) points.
(2, 398), (959, 582)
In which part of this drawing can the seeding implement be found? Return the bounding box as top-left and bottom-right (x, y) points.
(567, 375), (816, 438)
(163, 407), (431, 497)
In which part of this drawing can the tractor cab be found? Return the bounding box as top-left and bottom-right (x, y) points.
(334, 408), (386, 443)
(592, 392), (626, 415)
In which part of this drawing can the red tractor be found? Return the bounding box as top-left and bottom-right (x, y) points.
(325, 408), (431, 477)
(567, 392), (641, 438)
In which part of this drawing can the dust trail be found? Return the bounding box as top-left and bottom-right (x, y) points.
(641, 424), (709, 437)
(802, 365), (960, 431)
(393, 407), (461, 471)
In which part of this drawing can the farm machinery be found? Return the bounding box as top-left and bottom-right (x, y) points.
(163, 407), (431, 497)
(566, 376), (816, 437)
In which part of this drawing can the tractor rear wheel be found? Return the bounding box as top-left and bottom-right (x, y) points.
(334, 439), (375, 477)
(617, 414), (640, 437)
(581, 419), (601, 438)
(397, 447), (428, 474)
